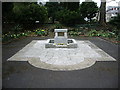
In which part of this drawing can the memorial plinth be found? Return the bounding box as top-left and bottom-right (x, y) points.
(45, 29), (77, 48)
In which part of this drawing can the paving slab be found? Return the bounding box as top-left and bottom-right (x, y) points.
(8, 39), (116, 71)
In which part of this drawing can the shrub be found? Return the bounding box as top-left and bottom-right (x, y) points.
(54, 24), (63, 29)
(88, 29), (98, 36)
(116, 32), (120, 41)
(34, 29), (48, 36)
(68, 29), (83, 36)
(87, 29), (118, 40)
(2, 31), (31, 42)
(11, 24), (23, 33)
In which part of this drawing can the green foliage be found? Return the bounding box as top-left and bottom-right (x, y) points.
(80, 2), (98, 22)
(11, 24), (23, 33)
(88, 29), (99, 36)
(88, 29), (117, 38)
(116, 32), (120, 41)
(68, 28), (119, 41)
(45, 2), (60, 23)
(45, 2), (79, 23)
(109, 14), (120, 29)
(13, 3), (48, 23)
(45, 2), (60, 17)
(34, 29), (48, 36)
(69, 31), (80, 36)
(68, 29), (83, 36)
(2, 31), (31, 42)
(75, 24), (100, 29)
(56, 9), (85, 25)
(54, 24), (63, 29)
(60, 2), (79, 11)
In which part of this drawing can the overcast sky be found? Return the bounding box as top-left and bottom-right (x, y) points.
(38, 0), (119, 7)
(81, 0), (119, 7)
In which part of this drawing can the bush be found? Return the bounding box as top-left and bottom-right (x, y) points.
(87, 29), (117, 39)
(11, 24), (23, 33)
(68, 28), (83, 36)
(2, 31), (30, 42)
(54, 23), (63, 29)
(88, 29), (98, 36)
(116, 32), (120, 41)
(34, 29), (48, 36)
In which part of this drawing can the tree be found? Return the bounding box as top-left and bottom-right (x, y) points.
(60, 2), (79, 11)
(13, 2), (48, 23)
(56, 9), (85, 25)
(109, 14), (120, 29)
(99, 0), (106, 26)
(80, 1), (98, 22)
(45, 2), (60, 23)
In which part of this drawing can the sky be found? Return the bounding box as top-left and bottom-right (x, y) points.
(37, 0), (120, 7)
(84, 0), (119, 7)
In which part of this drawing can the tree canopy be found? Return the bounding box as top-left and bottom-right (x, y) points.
(2, 2), (48, 24)
(80, 2), (98, 22)
(45, 2), (60, 23)
(55, 9), (85, 25)
(13, 2), (48, 23)
(60, 2), (79, 11)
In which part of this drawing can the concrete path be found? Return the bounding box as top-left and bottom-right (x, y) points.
(2, 36), (118, 88)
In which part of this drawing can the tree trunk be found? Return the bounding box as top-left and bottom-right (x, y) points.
(99, 0), (106, 26)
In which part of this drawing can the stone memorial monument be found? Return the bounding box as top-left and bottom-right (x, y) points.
(45, 29), (77, 48)
(54, 29), (68, 45)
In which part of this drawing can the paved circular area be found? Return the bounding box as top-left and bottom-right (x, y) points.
(29, 40), (101, 65)
(27, 40), (99, 70)
(8, 40), (116, 71)
(28, 58), (96, 71)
